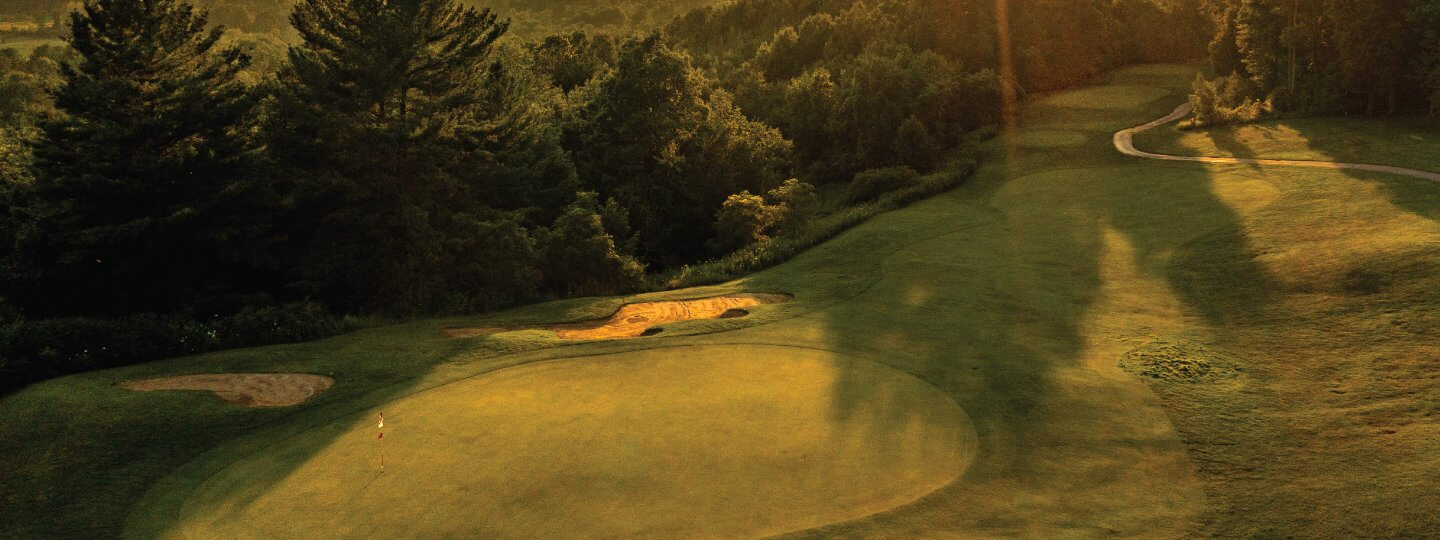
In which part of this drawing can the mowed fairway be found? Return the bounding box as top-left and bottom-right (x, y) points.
(7, 63), (1440, 537)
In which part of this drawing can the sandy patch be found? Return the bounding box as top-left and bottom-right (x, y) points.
(119, 373), (335, 407)
(442, 293), (793, 340)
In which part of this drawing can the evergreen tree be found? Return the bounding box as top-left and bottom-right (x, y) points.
(270, 0), (536, 314)
(8, 0), (267, 317)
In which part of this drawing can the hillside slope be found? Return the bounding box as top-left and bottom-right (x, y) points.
(5, 64), (1440, 537)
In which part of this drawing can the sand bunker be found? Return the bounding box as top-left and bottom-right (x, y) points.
(442, 293), (793, 340)
(119, 373), (334, 407)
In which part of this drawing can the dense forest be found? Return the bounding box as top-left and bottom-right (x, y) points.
(0, 0), (1213, 390)
(1188, 0), (1440, 126)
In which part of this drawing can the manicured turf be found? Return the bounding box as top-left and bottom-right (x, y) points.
(6, 63), (1440, 538)
(169, 346), (973, 538)
(1135, 113), (1440, 173)
(1039, 84), (1171, 110)
(1017, 129), (1089, 148)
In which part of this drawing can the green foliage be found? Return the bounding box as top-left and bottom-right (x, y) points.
(893, 115), (938, 172)
(1198, 0), (1440, 118)
(766, 178), (817, 232)
(1184, 72), (1272, 128)
(8, 0), (270, 317)
(537, 192), (646, 297)
(847, 166), (920, 204)
(665, 157), (975, 289)
(0, 315), (213, 389)
(566, 33), (792, 266)
(754, 20), (832, 82)
(1207, 9), (1243, 76)
(532, 32), (617, 93)
(214, 301), (343, 348)
(486, 0), (720, 39)
(460, 42), (581, 216)
(710, 191), (786, 253)
(0, 0), (1150, 383)
(272, 0), (538, 314)
(0, 302), (345, 394)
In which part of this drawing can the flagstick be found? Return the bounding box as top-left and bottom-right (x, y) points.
(378, 412), (386, 472)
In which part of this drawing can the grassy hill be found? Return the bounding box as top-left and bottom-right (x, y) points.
(5, 63), (1440, 537)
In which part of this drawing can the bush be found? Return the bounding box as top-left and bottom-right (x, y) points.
(1183, 72), (1273, 129)
(846, 166), (919, 204)
(665, 155), (977, 289)
(0, 302), (346, 394)
(537, 192), (647, 297)
(0, 315), (213, 390)
(215, 301), (344, 348)
(766, 178), (817, 233)
(710, 190), (787, 253)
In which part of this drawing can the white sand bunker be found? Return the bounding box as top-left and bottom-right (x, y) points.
(119, 373), (335, 407)
(443, 293), (793, 340)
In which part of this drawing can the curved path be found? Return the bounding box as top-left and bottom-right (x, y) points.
(1115, 103), (1440, 182)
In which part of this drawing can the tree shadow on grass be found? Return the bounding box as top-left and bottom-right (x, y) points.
(1285, 118), (1440, 225)
(792, 92), (1281, 535)
(1204, 125), (1263, 171)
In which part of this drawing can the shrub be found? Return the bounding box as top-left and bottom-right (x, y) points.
(711, 190), (787, 253)
(1183, 72), (1273, 129)
(215, 301), (344, 348)
(846, 166), (919, 204)
(0, 302), (347, 394)
(665, 155), (977, 289)
(0, 315), (214, 390)
(537, 192), (647, 297)
(766, 178), (817, 233)
(893, 116), (938, 171)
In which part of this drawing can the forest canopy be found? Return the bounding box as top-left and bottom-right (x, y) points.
(0, 0), (1213, 389)
(1188, 0), (1440, 126)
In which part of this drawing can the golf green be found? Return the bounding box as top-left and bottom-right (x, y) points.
(164, 345), (975, 538)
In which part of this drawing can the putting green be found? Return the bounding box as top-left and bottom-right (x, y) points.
(165, 345), (975, 538)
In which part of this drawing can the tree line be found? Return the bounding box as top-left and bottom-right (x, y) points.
(1189, 0), (1440, 126)
(0, 0), (1210, 389)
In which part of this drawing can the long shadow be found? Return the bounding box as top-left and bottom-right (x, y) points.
(1288, 117), (1440, 224)
(0, 65), (1317, 538)
(0, 320), (479, 537)
(790, 66), (1285, 536)
(1151, 114), (1440, 537)
(1204, 125), (1264, 171)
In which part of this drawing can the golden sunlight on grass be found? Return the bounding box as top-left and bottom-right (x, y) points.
(165, 346), (974, 539)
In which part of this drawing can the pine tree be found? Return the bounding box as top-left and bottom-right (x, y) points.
(8, 0), (266, 317)
(270, 0), (531, 314)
